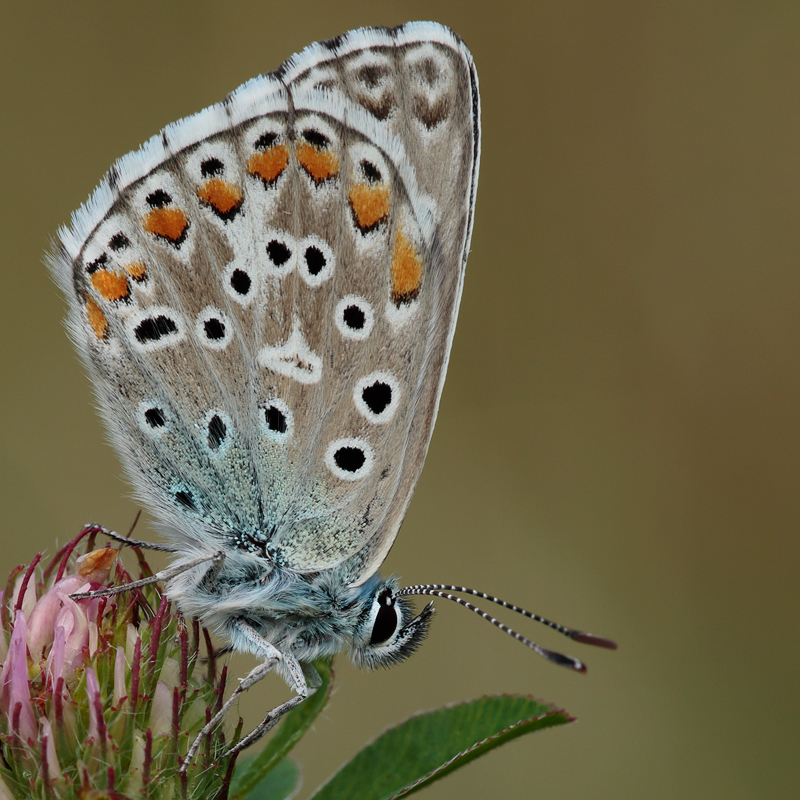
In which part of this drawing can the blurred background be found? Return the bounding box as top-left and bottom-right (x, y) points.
(2, 2), (799, 798)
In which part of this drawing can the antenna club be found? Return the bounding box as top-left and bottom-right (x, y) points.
(572, 632), (618, 650)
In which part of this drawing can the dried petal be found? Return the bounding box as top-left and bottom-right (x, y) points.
(76, 548), (117, 583)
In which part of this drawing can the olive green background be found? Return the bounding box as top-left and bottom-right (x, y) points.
(2, 2), (799, 798)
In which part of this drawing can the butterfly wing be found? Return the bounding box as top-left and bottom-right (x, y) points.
(270, 24), (480, 582)
(48, 22), (479, 587)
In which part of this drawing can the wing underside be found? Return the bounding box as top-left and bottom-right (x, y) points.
(48, 22), (480, 586)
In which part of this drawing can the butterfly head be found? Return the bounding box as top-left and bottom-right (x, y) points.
(349, 576), (434, 670)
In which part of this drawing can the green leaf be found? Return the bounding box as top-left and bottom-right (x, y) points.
(309, 694), (573, 800)
(235, 757), (301, 800)
(229, 660), (333, 800)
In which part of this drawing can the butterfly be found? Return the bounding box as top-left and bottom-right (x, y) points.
(49, 22), (614, 764)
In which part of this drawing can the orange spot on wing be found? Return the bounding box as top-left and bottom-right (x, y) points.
(86, 298), (108, 340)
(296, 142), (339, 183)
(143, 207), (189, 243)
(349, 183), (390, 230)
(247, 144), (290, 184)
(124, 261), (147, 281)
(391, 230), (423, 305)
(197, 178), (243, 216)
(90, 268), (130, 302)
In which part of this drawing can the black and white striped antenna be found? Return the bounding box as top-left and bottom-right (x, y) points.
(396, 583), (617, 673)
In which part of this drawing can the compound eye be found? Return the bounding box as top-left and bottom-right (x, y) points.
(370, 592), (399, 646)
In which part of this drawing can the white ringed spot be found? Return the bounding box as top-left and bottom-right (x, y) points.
(223, 260), (257, 306)
(335, 295), (374, 340)
(137, 400), (169, 437)
(195, 306), (232, 350)
(126, 306), (184, 351)
(259, 398), (293, 443)
(262, 229), (297, 278)
(298, 234), (335, 286)
(325, 437), (375, 481)
(354, 372), (401, 424)
(202, 409), (232, 453)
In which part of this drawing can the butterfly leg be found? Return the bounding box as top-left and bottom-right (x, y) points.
(180, 630), (283, 771)
(70, 550), (224, 600)
(218, 622), (320, 757)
